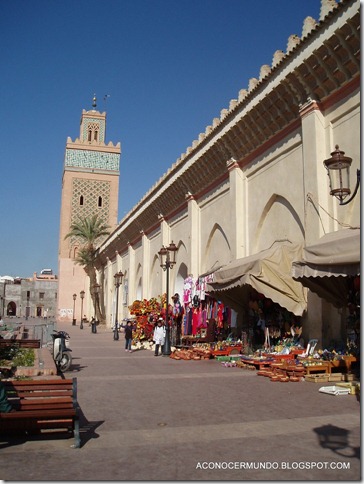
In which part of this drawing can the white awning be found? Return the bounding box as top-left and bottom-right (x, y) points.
(291, 228), (360, 307)
(208, 241), (307, 316)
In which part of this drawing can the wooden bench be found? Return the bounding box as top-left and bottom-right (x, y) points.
(0, 339), (41, 349)
(0, 378), (80, 448)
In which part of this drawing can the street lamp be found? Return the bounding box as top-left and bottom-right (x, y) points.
(113, 271), (124, 341)
(72, 293), (77, 325)
(323, 145), (360, 205)
(158, 241), (178, 356)
(92, 283), (100, 334)
(80, 290), (85, 329)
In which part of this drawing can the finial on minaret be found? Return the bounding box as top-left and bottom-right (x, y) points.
(92, 94), (97, 109)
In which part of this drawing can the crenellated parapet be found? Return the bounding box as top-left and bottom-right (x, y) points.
(66, 136), (120, 149)
(166, 0), (341, 167)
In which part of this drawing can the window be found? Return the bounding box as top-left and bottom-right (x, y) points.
(39, 292), (45, 300)
(80, 195), (84, 206)
(98, 196), (102, 207)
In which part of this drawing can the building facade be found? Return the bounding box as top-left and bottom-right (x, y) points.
(57, 97), (121, 322)
(1, 273), (58, 320)
(64, 0), (360, 349)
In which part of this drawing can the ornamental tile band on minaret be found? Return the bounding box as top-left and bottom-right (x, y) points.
(58, 96), (121, 323)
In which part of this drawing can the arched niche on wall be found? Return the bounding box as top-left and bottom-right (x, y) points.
(122, 269), (128, 306)
(203, 223), (231, 272)
(253, 194), (304, 253)
(135, 263), (142, 300)
(175, 262), (188, 300)
(150, 254), (162, 298)
(173, 241), (187, 297)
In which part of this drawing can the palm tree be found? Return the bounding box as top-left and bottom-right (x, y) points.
(65, 214), (111, 323)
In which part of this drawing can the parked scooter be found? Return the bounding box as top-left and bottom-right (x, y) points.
(51, 330), (72, 372)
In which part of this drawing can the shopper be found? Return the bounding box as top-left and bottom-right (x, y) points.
(124, 320), (133, 353)
(153, 318), (166, 356)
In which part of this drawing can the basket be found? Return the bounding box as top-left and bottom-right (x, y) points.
(329, 373), (343, 382)
(336, 382), (360, 395)
(305, 373), (329, 383)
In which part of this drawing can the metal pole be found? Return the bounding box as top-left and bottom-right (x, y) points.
(80, 295), (84, 329)
(163, 261), (171, 356)
(114, 282), (120, 341)
(72, 294), (76, 325)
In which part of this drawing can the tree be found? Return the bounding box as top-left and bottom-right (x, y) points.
(65, 214), (111, 323)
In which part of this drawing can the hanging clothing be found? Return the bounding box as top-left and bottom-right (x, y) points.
(192, 308), (200, 335)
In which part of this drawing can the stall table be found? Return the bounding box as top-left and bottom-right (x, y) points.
(240, 356), (273, 370)
(329, 356), (357, 373)
(303, 361), (331, 375)
(211, 345), (243, 357)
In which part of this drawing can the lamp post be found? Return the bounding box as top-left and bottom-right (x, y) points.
(80, 290), (85, 329)
(323, 145), (360, 205)
(72, 293), (77, 325)
(113, 271), (124, 341)
(158, 241), (178, 356)
(92, 283), (100, 334)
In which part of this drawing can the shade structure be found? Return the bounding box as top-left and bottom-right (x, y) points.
(291, 228), (360, 307)
(208, 241), (307, 316)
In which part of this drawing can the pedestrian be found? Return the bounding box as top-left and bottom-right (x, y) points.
(124, 320), (133, 353)
(153, 318), (166, 356)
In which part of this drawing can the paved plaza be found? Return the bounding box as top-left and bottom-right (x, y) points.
(0, 320), (361, 481)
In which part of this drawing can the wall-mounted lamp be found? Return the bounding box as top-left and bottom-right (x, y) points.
(323, 145), (360, 205)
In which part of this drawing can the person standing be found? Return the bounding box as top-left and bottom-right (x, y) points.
(153, 318), (166, 356)
(124, 320), (133, 353)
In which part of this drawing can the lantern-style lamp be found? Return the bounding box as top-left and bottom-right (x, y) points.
(323, 145), (360, 205)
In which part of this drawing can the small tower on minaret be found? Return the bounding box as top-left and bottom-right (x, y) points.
(57, 96), (121, 323)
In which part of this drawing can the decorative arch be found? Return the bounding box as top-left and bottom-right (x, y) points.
(136, 277), (142, 301)
(173, 241), (188, 297)
(149, 254), (162, 298)
(135, 263), (142, 300)
(175, 262), (188, 299)
(253, 194), (305, 253)
(204, 223), (231, 272)
(122, 270), (128, 306)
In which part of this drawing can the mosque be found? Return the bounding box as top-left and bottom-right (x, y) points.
(57, 0), (360, 349)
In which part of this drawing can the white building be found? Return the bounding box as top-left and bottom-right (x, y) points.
(69, 0), (360, 349)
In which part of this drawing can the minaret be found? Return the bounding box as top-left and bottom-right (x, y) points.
(57, 96), (121, 323)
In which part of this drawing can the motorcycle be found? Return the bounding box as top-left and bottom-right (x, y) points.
(51, 330), (72, 372)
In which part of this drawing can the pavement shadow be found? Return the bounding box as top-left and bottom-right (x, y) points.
(69, 363), (88, 373)
(78, 406), (104, 447)
(313, 424), (360, 459)
(0, 434), (27, 449)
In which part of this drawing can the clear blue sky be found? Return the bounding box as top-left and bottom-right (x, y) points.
(1, 0), (324, 278)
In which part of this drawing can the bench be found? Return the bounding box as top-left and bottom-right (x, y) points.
(0, 339), (41, 349)
(0, 378), (80, 448)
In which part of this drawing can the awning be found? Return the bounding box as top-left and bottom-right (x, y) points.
(208, 241), (307, 316)
(291, 228), (360, 307)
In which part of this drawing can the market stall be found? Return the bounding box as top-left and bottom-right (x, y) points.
(291, 228), (360, 307)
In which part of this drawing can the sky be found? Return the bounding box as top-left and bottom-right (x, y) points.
(1, 0), (325, 278)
